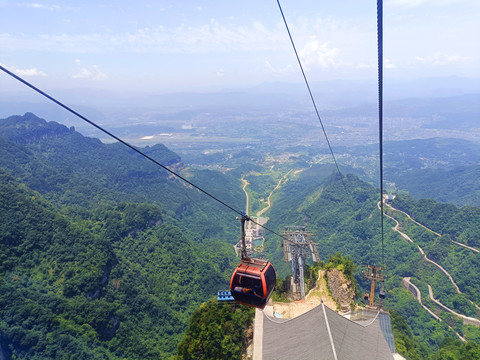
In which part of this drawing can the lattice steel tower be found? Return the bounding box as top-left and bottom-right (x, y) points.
(282, 226), (319, 299)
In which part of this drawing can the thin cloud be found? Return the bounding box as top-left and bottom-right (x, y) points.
(355, 63), (375, 69)
(265, 60), (293, 74)
(385, 59), (396, 69)
(1, 64), (47, 76)
(387, 0), (468, 8)
(28, 3), (60, 10)
(70, 64), (106, 80)
(298, 38), (340, 69)
(21, 3), (78, 11)
(1, 19), (285, 55)
(415, 53), (466, 66)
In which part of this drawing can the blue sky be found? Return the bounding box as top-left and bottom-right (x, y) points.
(1, 0), (479, 93)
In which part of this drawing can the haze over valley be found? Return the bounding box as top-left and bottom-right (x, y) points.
(1, 0), (480, 358)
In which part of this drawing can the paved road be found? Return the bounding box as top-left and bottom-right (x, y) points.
(385, 201), (480, 311)
(402, 277), (466, 342)
(381, 202), (461, 293)
(427, 285), (480, 327)
(386, 201), (479, 254)
(383, 201), (480, 316)
(402, 277), (441, 321)
(242, 178), (250, 214)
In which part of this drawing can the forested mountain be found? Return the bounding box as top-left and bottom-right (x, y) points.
(0, 113), (244, 239)
(0, 169), (239, 358)
(393, 164), (480, 207)
(260, 165), (480, 356)
(329, 94), (480, 124)
(0, 113), (245, 358)
(382, 138), (480, 207)
(343, 137), (480, 207)
(1, 112), (479, 359)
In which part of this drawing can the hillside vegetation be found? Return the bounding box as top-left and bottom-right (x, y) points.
(1, 113), (479, 359)
(0, 114), (243, 358)
(0, 169), (239, 358)
(261, 164), (480, 357)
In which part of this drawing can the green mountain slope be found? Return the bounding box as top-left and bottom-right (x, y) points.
(0, 112), (251, 358)
(0, 113), (244, 240)
(2, 112), (479, 358)
(260, 167), (480, 355)
(393, 165), (480, 207)
(0, 171), (235, 358)
(349, 137), (480, 207)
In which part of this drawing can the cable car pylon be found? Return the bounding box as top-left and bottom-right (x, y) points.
(282, 226), (318, 300)
(362, 265), (386, 307)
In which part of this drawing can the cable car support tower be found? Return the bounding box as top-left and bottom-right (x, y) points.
(282, 226), (319, 299)
(363, 265), (386, 307)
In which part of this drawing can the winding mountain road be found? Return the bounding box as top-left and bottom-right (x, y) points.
(381, 200), (480, 318)
(256, 171), (290, 217)
(402, 277), (466, 342)
(242, 178), (250, 214)
(428, 285), (480, 327)
(402, 277), (441, 321)
(382, 206), (461, 293)
(242, 171), (291, 218)
(385, 202), (479, 254)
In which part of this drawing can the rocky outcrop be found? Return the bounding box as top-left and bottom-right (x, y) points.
(326, 268), (356, 312)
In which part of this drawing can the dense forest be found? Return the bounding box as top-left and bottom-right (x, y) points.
(1, 113), (480, 359)
(0, 169), (238, 358)
(0, 114), (243, 358)
(256, 161), (480, 357)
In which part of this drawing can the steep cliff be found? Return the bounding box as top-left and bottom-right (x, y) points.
(326, 268), (356, 312)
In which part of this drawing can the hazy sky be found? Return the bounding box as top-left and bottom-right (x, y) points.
(1, 0), (479, 93)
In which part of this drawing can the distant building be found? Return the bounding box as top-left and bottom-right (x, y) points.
(386, 193), (395, 204)
(234, 217), (268, 256)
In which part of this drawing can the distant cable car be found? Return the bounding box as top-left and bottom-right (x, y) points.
(229, 213), (276, 309)
(379, 286), (386, 299)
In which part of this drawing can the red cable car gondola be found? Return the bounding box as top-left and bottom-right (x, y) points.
(230, 213), (276, 309)
(230, 258), (276, 309)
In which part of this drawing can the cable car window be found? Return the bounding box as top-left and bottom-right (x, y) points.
(232, 273), (264, 297)
(264, 264), (276, 296)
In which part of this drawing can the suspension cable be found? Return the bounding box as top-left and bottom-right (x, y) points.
(276, 0), (351, 200)
(277, 0), (386, 265)
(0, 64), (288, 240)
(377, 0), (385, 265)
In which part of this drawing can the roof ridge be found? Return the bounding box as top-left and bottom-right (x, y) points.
(322, 302), (339, 360)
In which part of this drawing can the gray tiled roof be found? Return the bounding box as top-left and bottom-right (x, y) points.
(260, 303), (394, 360)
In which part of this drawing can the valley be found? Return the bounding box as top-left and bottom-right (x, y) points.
(1, 100), (479, 359)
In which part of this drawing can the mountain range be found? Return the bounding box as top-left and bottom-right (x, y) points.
(0, 112), (479, 359)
